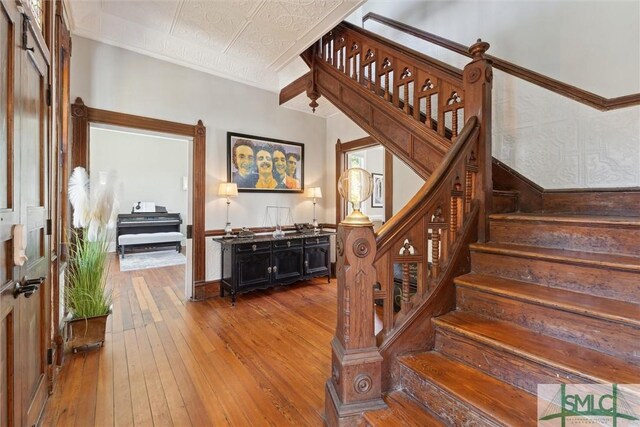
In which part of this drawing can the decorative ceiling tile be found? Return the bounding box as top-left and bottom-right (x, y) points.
(172, 1), (257, 50)
(101, 0), (179, 33)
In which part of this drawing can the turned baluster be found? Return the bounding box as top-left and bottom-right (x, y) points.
(452, 109), (458, 140)
(465, 165), (473, 214)
(400, 241), (413, 313)
(450, 176), (463, 240)
(431, 229), (441, 279)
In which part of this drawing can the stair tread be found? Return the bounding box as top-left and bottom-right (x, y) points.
(364, 391), (445, 427)
(489, 212), (640, 226)
(470, 242), (640, 272)
(455, 273), (640, 327)
(434, 310), (640, 384)
(400, 352), (537, 425)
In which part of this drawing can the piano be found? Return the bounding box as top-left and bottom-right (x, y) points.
(116, 212), (183, 255)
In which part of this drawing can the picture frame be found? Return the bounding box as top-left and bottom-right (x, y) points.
(371, 173), (384, 208)
(227, 132), (304, 193)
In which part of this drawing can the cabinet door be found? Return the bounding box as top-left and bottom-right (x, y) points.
(272, 248), (303, 283)
(236, 252), (271, 289)
(304, 245), (330, 277)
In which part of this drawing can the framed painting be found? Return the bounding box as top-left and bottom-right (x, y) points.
(227, 132), (304, 193)
(371, 173), (384, 208)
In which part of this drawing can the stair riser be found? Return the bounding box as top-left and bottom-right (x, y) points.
(435, 328), (596, 394)
(399, 364), (502, 427)
(490, 220), (640, 256)
(492, 194), (519, 214)
(456, 287), (640, 363)
(470, 251), (640, 303)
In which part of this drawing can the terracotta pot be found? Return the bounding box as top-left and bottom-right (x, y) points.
(65, 307), (111, 353)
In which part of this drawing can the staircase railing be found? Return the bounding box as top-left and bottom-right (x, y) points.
(373, 117), (480, 336)
(362, 12), (640, 111)
(319, 21), (493, 425)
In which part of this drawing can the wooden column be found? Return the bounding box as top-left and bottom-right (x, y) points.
(462, 40), (493, 242)
(71, 97), (89, 170)
(325, 223), (386, 426)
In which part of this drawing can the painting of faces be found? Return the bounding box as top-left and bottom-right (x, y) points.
(227, 132), (304, 193)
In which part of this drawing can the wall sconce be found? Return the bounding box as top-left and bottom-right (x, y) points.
(305, 187), (323, 230)
(338, 168), (373, 226)
(218, 182), (238, 237)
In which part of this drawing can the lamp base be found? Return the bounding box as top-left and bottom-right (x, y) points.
(342, 210), (373, 227)
(224, 223), (233, 237)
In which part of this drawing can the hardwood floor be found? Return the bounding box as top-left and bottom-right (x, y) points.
(41, 254), (337, 426)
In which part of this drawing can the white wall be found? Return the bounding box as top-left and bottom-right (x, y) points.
(352, 1), (640, 188)
(325, 112), (424, 221)
(89, 126), (189, 244)
(72, 37), (327, 280)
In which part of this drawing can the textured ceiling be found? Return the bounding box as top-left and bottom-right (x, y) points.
(66, 0), (363, 105)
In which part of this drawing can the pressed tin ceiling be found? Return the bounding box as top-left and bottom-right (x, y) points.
(65, 0), (363, 100)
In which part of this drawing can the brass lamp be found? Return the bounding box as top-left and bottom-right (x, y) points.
(218, 182), (238, 237)
(338, 168), (373, 226)
(306, 186), (323, 230)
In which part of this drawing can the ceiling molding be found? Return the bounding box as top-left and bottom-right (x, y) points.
(65, 0), (365, 94)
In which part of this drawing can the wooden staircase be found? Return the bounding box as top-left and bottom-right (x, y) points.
(365, 210), (640, 426)
(281, 18), (640, 427)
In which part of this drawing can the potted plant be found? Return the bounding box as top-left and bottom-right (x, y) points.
(65, 167), (117, 352)
(65, 230), (112, 352)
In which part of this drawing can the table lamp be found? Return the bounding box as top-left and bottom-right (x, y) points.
(218, 182), (238, 237)
(306, 187), (323, 230)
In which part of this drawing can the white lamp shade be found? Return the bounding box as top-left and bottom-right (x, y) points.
(218, 182), (238, 197)
(306, 187), (322, 199)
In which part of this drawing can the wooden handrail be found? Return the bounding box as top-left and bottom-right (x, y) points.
(363, 12), (640, 111)
(376, 117), (479, 256)
(371, 116), (481, 336)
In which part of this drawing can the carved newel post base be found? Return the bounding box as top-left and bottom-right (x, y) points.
(325, 223), (386, 426)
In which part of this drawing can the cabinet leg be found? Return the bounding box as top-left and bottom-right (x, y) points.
(231, 293), (236, 306)
(220, 286), (225, 297)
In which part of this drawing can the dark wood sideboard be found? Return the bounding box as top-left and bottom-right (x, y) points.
(217, 231), (332, 304)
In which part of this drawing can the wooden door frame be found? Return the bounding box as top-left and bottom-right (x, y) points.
(69, 98), (206, 294)
(335, 136), (393, 225)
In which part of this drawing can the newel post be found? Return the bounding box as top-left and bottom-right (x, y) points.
(325, 223), (386, 426)
(463, 40), (493, 242)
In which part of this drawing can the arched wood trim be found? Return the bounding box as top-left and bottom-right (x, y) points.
(70, 97), (206, 291)
(335, 136), (393, 224)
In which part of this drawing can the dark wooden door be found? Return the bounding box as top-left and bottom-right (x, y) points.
(0, 4), (50, 426)
(272, 248), (303, 283)
(304, 245), (330, 277)
(236, 251), (271, 289)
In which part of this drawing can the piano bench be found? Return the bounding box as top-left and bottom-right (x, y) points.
(117, 232), (184, 258)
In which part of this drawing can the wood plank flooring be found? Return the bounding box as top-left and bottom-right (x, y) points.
(41, 254), (337, 426)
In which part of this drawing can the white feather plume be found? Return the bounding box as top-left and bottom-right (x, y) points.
(68, 167), (90, 228)
(69, 167), (119, 241)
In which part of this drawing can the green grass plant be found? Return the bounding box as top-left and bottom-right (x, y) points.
(66, 230), (112, 319)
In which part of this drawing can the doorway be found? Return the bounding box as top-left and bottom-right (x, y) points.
(89, 125), (191, 286)
(70, 98), (206, 299)
(335, 136), (393, 228)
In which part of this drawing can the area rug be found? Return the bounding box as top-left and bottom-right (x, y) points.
(119, 250), (186, 272)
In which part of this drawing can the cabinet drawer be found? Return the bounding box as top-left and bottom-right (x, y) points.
(235, 242), (271, 253)
(272, 239), (302, 249)
(304, 236), (330, 246)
